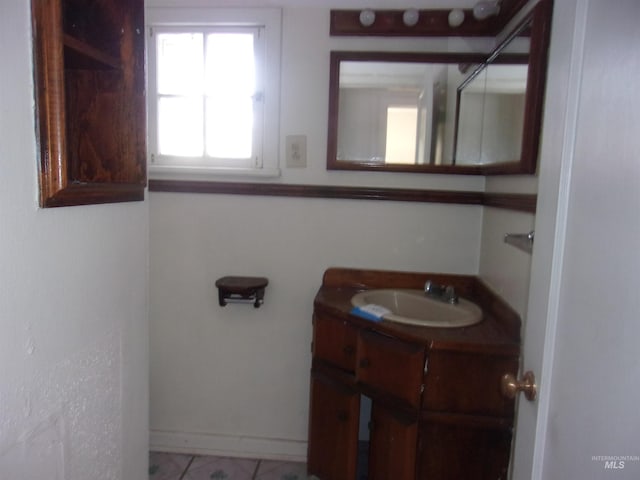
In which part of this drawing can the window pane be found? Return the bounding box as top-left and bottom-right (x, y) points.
(157, 33), (204, 95)
(204, 32), (256, 159)
(158, 97), (204, 157)
(205, 33), (255, 96)
(206, 97), (253, 159)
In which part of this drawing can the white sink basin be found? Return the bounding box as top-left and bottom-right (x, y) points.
(351, 289), (482, 328)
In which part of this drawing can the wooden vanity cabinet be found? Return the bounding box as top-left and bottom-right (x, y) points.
(310, 316), (425, 479)
(308, 308), (518, 480)
(31, 0), (146, 207)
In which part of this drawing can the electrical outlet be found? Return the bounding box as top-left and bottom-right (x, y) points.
(286, 135), (307, 168)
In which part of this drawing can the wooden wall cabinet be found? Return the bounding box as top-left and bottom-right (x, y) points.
(31, 0), (146, 207)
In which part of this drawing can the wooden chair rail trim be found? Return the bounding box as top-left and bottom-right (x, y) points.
(148, 180), (536, 213)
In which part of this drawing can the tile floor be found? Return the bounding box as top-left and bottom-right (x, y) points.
(149, 452), (314, 480)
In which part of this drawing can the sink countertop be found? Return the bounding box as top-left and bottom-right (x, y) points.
(314, 268), (521, 355)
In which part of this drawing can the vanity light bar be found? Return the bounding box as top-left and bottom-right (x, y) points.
(330, 1), (528, 37)
(330, 9), (489, 36)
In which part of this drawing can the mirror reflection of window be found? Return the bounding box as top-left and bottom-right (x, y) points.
(385, 106), (418, 164)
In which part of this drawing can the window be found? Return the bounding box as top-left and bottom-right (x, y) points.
(147, 8), (281, 178)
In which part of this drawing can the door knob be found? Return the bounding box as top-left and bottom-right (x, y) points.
(501, 371), (537, 401)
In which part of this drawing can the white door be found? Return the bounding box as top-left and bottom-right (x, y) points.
(510, 0), (640, 478)
(508, 0), (585, 476)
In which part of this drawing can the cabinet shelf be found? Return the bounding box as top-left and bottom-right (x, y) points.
(63, 34), (121, 70)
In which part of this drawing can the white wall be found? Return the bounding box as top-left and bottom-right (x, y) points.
(147, 2), (486, 460)
(479, 206), (534, 317)
(149, 194), (481, 459)
(0, 1), (149, 479)
(478, 176), (537, 320)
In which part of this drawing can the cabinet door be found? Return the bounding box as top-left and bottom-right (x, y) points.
(308, 373), (360, 480)
(356, 330), (425, 409)
(423, 350), (518, 416)
(369, 402), (417, 480)
(416, 418), (512, 480)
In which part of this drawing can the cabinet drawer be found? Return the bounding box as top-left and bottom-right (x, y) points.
(356, 330), (425, 409)
(313, 313), (358, 372)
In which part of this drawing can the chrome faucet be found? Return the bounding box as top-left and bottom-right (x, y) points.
(424, 280), (459, 304)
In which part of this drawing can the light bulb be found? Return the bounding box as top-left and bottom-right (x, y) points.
(359, 9), (376, 27)
(473, 1), (500, 20)
(403, 8), (419, 27)
(448, 9), (465, 27)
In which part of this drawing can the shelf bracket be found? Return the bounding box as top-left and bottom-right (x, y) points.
(504, 230), (534, 254)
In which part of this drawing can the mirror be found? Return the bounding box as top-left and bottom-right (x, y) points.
(453, 61), (529, 166)
(326, 1), (551, 175)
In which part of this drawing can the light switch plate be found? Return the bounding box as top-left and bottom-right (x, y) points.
(286, 135), (307, 168)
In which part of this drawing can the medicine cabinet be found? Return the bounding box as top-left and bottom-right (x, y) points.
(31, 0), (146, 207)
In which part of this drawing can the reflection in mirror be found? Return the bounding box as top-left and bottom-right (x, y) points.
(337, 60), (469, 166)
(454, 63), (528, 165)
(329, 52), (489, 174)
(332, 53), (529, 171)
(454, 67), (487, 165)
(327, 0), (552, 175)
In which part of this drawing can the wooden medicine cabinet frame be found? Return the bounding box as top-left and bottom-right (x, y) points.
(31, 0), (146, 208)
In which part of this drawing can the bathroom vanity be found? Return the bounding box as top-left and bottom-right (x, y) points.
(307, 268), (521, 480)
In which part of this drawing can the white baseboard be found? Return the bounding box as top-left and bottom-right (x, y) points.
(149, 429), (308, 463)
